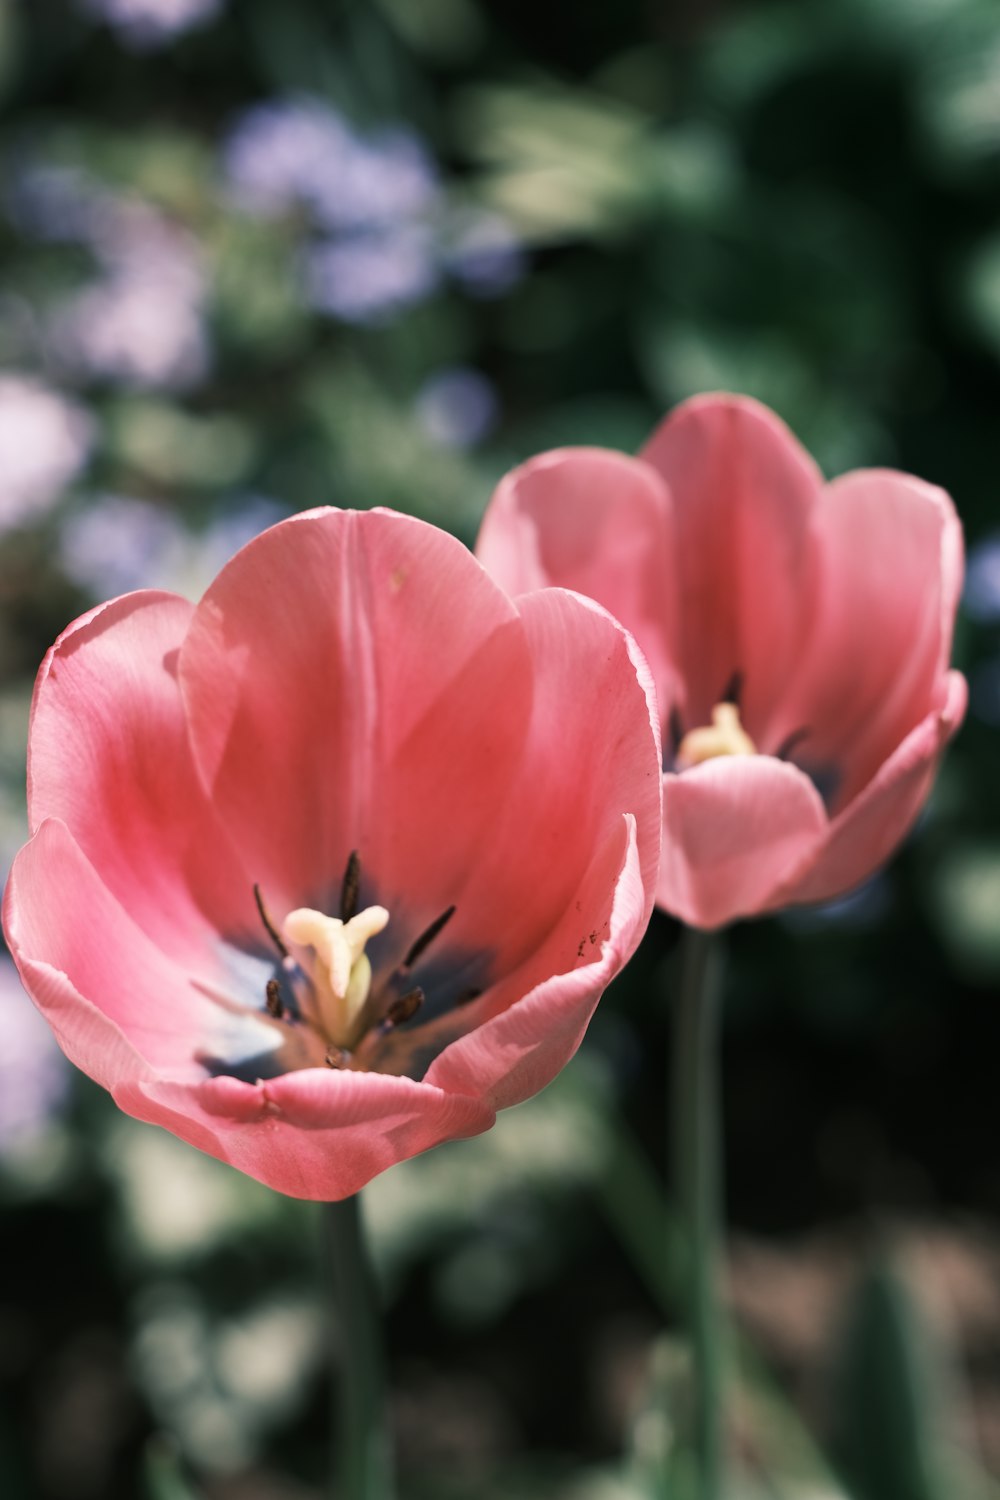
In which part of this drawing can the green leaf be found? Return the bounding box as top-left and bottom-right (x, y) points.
(143, 1437), (203, 1500)
(832, 1258), (952, 1500)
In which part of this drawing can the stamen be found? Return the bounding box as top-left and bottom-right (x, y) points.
(402, 905), (456, 970)
(265, 978), (284, 1019)
(325, 1045), (350, 1069)
(720, 670), (744, 708)
(383, 987), (425, 1030)
(340, 849), (361, 924)
(775, 727), (810, 761)
(455, 987), (481, 1007)
(254, 884), (289, 957)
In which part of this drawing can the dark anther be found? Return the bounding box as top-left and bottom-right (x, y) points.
(254, 884), (288, 957)
(668, 706), (684, 752)
(265, 979), (284, 1019)
(775, 727), (811, 761)
(384, 987), (425, 1029)
(402, 905), (456, 970)
(720, 670), (744, 708)
(340, 849), (361, 924)
(455, 987), (481, 1007)
(325, 1045), (350, 1069)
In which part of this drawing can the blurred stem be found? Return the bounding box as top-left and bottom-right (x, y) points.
(324, 1195), (394, 1500)
(671, 928), (725, 1500)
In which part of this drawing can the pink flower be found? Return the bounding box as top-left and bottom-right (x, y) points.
(477, 394), (966, 929)
(4, 508), (661, 1199)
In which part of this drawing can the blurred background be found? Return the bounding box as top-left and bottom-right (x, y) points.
(2, 0), (1000, 1496)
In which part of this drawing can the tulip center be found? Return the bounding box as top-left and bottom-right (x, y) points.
(675, 702), (757, 771)
(234, 854), (478, 1079)
(282, 904), (390, 1050)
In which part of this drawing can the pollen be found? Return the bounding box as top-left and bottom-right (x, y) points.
(675, 701), (757, 770)
(283, 903), (389, 1048)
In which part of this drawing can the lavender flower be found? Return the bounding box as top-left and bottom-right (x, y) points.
(415, 367), (499, 449)
(0, 959), (70, 1149)
(5, 164), (100, 244)
(76, 0), (225, 49)
(49, 208), (209, 390)
(222, 98), (439, 234)
(0, 377), (94, 533)
(59, 493), (286, 600)
(58, 495), (192, 598)
(447, 212), (527, 299)
(965, 534), (1000, 623)
(303, 228), (440, 325)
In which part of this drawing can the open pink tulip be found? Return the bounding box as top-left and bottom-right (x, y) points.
(477, 394), (966, 930)
(4, 508), (661, 1199)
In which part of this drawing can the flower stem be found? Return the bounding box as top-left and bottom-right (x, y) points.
(671, 927), (725, 1500)
(324, 1194), (394, 1500)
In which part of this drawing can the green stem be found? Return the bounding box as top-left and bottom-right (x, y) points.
(324, 1195), (394, 1500)
(671, 928), (725, 1500)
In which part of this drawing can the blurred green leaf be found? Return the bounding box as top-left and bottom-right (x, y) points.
(931, 842), (1000, 980)
(832, 1258), (953, 1500)
(143, 1437), (203, 1500)
(454, 81), (657, 240)
(109, 401), (257, 491)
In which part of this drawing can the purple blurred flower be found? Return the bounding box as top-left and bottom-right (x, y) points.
(0, 958), (70, 1148)
(76, 0), (224, 49)
(59, 495), (192, 597)
(51, 275), (209, 390)
(965, 534), (1000, 623)
(5, 164), (99, 244)
(223, 99), (439, 234)
(59, 493), (287, 600)
(415, 367), (499, 449)
(447, 212), (527, 299)
(0, 376), (94, 532)
(303, 228), (440, 325)
(50, 210), (209, 390)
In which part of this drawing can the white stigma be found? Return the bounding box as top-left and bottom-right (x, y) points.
(675, 701), (757, 771)
(283, 904), (390, 1048)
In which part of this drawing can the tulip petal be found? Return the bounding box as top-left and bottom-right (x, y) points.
(428, 585), (662, 980)
(179, 508), (534, 919)
(660, 756), (828, 929)
(27, 591), (258, 959)
(774, 470), (964, 808)
(119, 1068), (493, 1200)
(640, 393), (821, 736)
(427, 810), (647, 1111)
(3, 819), (235, 1078)
(788, 670), (967, 905)
(476, 448), (683, 727)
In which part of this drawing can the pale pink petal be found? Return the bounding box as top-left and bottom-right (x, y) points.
(117, 1069), (493, 1201)
(787, 670), (967, 906)
(640, 393), (821, 737)
(772, 470), (963, 808)
(476, 448), (683, 726)
(179, 508), (534, 918)
(427, 811), (646, 1111)
(28, 591), (258, 960)
(4, 820), (217, 1078)
(429, 586), (662, 980)
(660, 756), (828, 929)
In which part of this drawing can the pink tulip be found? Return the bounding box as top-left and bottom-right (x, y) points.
(4, 508), (661, 1199)
(477, 394), (966, 929)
